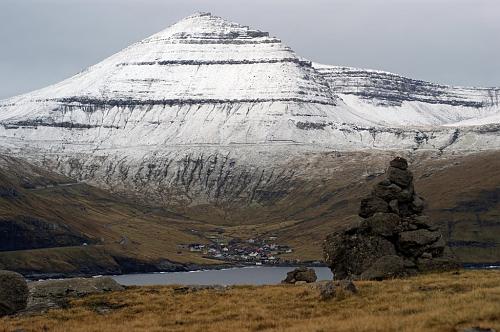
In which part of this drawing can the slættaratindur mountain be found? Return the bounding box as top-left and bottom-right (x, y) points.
(0, 13), (499, 275)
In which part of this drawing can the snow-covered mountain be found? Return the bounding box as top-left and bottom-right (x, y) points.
(314, 64), (500, 127)
(1, 12), (499, 210)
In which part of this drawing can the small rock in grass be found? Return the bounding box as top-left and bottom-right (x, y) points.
(317, 280), (357, 301)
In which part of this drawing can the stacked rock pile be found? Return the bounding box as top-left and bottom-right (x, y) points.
(323, 157), (459, 280)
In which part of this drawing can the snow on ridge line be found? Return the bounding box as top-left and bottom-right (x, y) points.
(314, 63), (500, 91)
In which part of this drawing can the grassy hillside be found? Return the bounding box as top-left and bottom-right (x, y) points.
(1, 270), (499, 331)
(0, 155), (222, 276)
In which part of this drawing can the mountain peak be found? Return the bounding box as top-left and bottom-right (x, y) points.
(187, 11), (212, 18)
(0, 12), (335, 112)
(146, 12), (272, 43)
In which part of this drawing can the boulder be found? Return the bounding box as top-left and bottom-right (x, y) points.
(372, 181), (402, 201)
(362, 213), (400, 237)
(411, 215), (434, 229)
(316, 280), (357, 300)
(398, 229), (441, 256)
(397, 186), (414, 202)
(359, 196), (389, 218)
(425, 236), (446, 257)
(410, 195), (425, 214)
(0, 270), (29, 316)
(387, 166), (413, 188)
(317, 280), (335, 300)
(324, 232), (396, 279)
(390, 157), (408, 170)
(360, 255), (411, 280)
(282, 267), (317, 284)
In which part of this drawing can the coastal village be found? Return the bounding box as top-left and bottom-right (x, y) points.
(180, 235), (300, 265)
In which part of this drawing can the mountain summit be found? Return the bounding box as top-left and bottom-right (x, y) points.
(0, 13), (500, 212)
(0, 12), (334, 106)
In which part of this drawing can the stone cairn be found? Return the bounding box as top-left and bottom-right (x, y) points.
(323, 157), (459, 280)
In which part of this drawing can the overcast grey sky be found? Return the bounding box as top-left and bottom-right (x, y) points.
(0, 0), (499, 99)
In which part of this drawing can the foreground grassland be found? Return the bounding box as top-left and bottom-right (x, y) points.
(2, 270), (499, 332)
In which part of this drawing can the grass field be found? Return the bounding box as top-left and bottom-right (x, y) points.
(1, 270), (499, 332)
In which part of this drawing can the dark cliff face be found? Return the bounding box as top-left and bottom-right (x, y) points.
(0, 216), (89, 251)
(315, 65), (500, 108)
(0, 158), (91, 251)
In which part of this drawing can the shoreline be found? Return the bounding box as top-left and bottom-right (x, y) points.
(24, 261), (327, 281)
(21, 261), (500, 281)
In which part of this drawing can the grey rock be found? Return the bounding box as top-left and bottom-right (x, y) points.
(411, 215), (432, 229)
(389, 157), (408, 170)
(411, 195), (425, 214)
(282, 267), (317, 284)
(372, 181), (402, 201)
(317, 280), (335, 300)
(389, 199), (399, 214)
(360, 255), (407, 280)
(387, 166), (413, 188)
(359, 196), (389, 218)
(316, 280), (357, 300)
(408, 223), (419, 230)
(425, 236), (446, 257)
(362, 212), (400, 237)
(0, 270), (29, 316)
(398, 229), (441, 256)
(397, 186), (414, 202)
(461, 327), (496, 332)
(324, 232), (396, 279)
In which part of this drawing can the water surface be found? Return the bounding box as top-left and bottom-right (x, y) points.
(112, 266), (333, 286)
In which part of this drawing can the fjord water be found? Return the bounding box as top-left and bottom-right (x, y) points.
(112, 266), (333, 286)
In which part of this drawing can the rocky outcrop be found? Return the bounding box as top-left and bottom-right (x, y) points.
(282, 267), (317, 284)
(323, 157), (459, 280)
(315, 65), (500, 109)
(0, 270), (28, 316)
(26, 277), (124, 313)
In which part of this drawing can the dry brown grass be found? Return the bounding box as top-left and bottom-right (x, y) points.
(1, 270), (499, 332)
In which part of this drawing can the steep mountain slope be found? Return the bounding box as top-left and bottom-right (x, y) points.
(0, 155), (223, 277)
